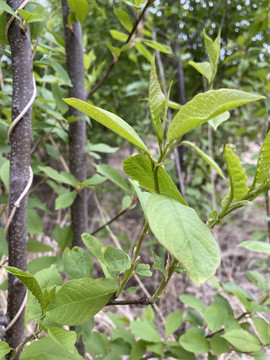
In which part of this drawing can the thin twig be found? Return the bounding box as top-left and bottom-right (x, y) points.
(87, 0), (153, 98)
(106, 297), (151, 306)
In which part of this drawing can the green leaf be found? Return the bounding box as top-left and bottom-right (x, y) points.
(47, 327), (77, 354)
(67, 0), (88, 25)
(39, 166), (76, 186)
(149, 56), (166, 141)
(94, 164), (130, 193)
(167, 89), (265, 143)
(165, 310), (183, 337)
(204, 303), (228, 332)
(88, 143), (118, 154)
(221, 329), (261, 352)
(151, 250), (167, 277)
(0, 160), (9, 190)
(3, 266), (44, 308)
(55, 191), (77, 210)
(180, 328), (210, 354)
(113, 7), (133, 32)
(146, 195), (220, 285)
(136, 263), (152, 277)
(35, 58), (72, 86)
(208, 111), (230, 130)
(123, 154), (187, 205)
(63, 98), (150, 156)
(46, 278), (117, 325)
(27, 208), (43, 235)
(204, 30), (220, 72)
(129, 179), (151, 216)
(0, 0), (20, 20)
(82, 233), (105, 265)
(20, 336), (83, 360)
(179, 294), (206, 313)
(0, 341), (11, 358)
(63, 247), (93, 279)
(27, 239), (54, 253)
(210, 334), (229, 356)
(250, 129), (270, 190)
(103, 247), (131, 272)
(84, 331), (109, 356)
(181, 140), (225, 179)
(28, 256), (57, 275)
(52, 83), (68, 114)
(130, 320), (160, 342)
(17, 9), (44, 24)
(189, 61), (213, 84)
(238, 241), (270, 255)
(143, 40), (171, 54)
(252, 318), (270, 345)
(83, 174), (106, 186)
(246, 270), (269, 293)
(52, 225), (73, 252)
(129, 340), (146, 360)
(110, 29), (128, 42)
(134, 42), (152, 62)
(224, 145), (248, 201)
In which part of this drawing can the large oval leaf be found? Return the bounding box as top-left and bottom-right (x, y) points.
(64, 98), (150, 156)
(221, 330), (261, 352)
(46, 278), (117, 325)
(167, 89), (264, 143)
(224, 144), (248, 201)
(146, 195), (220, 284)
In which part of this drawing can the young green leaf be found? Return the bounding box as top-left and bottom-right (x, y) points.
(188, 61), (213, 84)
(238, 241), (270, 255)
(63, 247), (93, 279)
(129, 179), (151, 217)
(52, 225), (73, 252)
(110, 29), (128, 42)
(67, 0), (88, 25)
(20, 336), (83, 360)
(94, 164), (130, 193)
(165, 310), (183, 337)
(47, 327), (77, 353)
(252, 318), (270, 345)
(55, 191), (77, 210)
(134, 42), (152, 62)
(103, 247), (131, 272)
(167, 89), (265, 143)
(0, 0), (20, 20)
(17, 9), (44, 24)
(179, 295), (206, 313)
(249, 129), (270, 191)
(130, 321), (160, 342)
(38, 166), (76, 186)
(204, 30), (220, 73)
(3, 266), (44, 308)
(180, 328), (210, 354)
(143, 40), (171, 54)
(113, 7), (133, 32)
(208, 111), (230, 130)
(210, 334), (229, 356)
(221, 329), (261, 352)
(46, 278), (117, 325)
(181, 140), (225, 179)
(246, 270), (268, 293)
(123, 154), (187, 205)
(204, 303), (228, 331)
(0, 341), (11, 358)
(224, 144), (248, 201)
(149, 56), (166, 141)
(146, 195), (220, 284)
(64, 98), (151, 156)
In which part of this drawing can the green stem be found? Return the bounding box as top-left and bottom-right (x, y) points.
(9, 327), (41, 360)
(116, 221), (149, 297)
(150, 258), (179, 303)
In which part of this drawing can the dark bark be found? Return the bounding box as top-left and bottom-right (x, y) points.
(62, 0), (88, 248)
(61, 1), (87, 356)
(5, 0), (33, 357)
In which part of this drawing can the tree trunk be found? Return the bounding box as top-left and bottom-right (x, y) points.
(5, 1), (34, 357)
(61, 0), (88, 249)
(61, 1), (88, 356)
